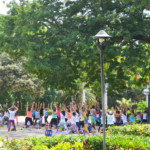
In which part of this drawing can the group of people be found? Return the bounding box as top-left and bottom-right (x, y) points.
(0, 101), (148, 134)
(23, 101), (100, 135)
(22, 101), (149, 134)
(103, 106), (148, 127)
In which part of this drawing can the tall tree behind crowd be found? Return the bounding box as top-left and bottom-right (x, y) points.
(0, 0), (150, 99)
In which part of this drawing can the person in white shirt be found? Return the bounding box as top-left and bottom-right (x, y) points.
(70, 112), (79, 134)
(8, 103), (18, 131)
(57, 111), (68, 130)
(143, 111), (147, 123)
(121, 110), (128, 125)
(107, 111), (115, 126)
(105, 107), (115, 126)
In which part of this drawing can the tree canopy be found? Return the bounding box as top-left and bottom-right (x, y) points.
(0, 52), (44, 97)
(0, 0), (150, 100)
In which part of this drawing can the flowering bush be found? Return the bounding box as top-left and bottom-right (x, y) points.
(1, 134), (32, 150)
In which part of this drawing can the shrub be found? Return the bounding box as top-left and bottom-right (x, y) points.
(137, 100), (146, 112)
(108, 124), (150, 136)
(1, 131), (150, 150)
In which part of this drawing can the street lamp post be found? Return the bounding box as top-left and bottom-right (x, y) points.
(93, 30), (111, 150)
(143, 82), (149, 108)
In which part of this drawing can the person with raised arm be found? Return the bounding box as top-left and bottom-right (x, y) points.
(114, 106), (122, 126)
(129, 109), (135, 123)
(34, 102), (42, 125)
(63, 104), (68, 122)
(96, 104), (101, 126)
(121, 107), (128, 125)
(79, 103), (86, 133)
(66, 103), (72, 126)
(8, 102), (18, 131)
(56, 103), (61, 123)
(90, 105), (96, 129)
(50, 103), (57, 129)
(24, 102), (33, 128)
(106, 107), (115, 127)
(15, 101), (20, 125)
(3, 108), (10, 126)
(0, 104), (3, 125)
(32, 101), (36, 122)
(44, 103), (49, 123)
(0, 104), (2, 111)
(40, 102), (44, 123)
(57, 107), (68, 131)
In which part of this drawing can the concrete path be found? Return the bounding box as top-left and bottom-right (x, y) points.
(0, 116), (52, 139)
(0, 116), (99, 139)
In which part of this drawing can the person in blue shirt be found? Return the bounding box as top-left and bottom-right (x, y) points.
(96, 105), (101, 125)
(96, 105), (101, 132)
(129, 110), (135, 123)
(32, 107), (36, 121)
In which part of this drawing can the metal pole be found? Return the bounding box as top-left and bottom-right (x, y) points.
(98, 46), (106, 150)
(148, 93), (150, 124)
(146, 83), (149, 107)
(146, 95), (149, 108)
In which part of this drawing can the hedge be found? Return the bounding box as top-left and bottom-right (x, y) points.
(108, 124), (150, 137)
(1, 134), (150, 150)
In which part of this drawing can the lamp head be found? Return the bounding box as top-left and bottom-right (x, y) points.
(93, 30), (111, 43)
(143, 88), (150, 96)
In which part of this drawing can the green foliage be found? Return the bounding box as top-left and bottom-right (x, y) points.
(0, 52), (44, 97)
(1, 134), (32, 150)
(1, 130), (150, 149)
(0, 0), (150, 101)
(48, 142), (83, 150)
(108, 124), (150, 137)
(116, 97), (135, 109)
(137, 100), (146, 112)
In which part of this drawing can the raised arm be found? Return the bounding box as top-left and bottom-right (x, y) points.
(0, 104), (2, 110)
(43, 102), (45, 109)
(14, 104), (18, 111)
(38, 101), (40, 109)
(17, 101), (19, 108)
(105, 106), (108, 115)
(9, 103), (18, 112)
(51, 103), (53, 113)
(26, 102), (29, 112)
(111, 107), (115, 115)
(55, 102), (58, 110)
(31, 102), (34, 112)
(6, 103), (8, 109)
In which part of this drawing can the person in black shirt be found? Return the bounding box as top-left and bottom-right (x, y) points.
(40, 104), (44, 123)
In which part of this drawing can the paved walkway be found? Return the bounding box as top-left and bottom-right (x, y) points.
(0, 116), (53, 139)
(0, 116), (99, 139)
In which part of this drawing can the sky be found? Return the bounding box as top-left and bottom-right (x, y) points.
(0, 0), (10, 15)
(0, 0), (150, 16)
(0, 0), (19, 15)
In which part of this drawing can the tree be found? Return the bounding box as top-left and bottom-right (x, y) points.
(116, 98), (135, 109)
(0, 52), (45, 97)
(0, 0), (150, 100)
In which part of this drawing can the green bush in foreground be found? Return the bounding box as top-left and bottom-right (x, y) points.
(1, 134), (150, 150)
(108, 124), (150, 137)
